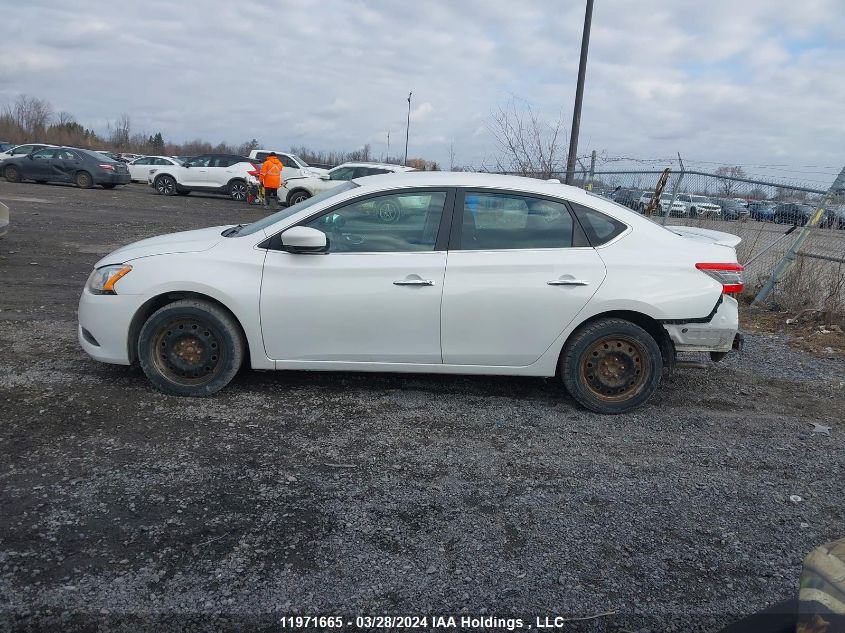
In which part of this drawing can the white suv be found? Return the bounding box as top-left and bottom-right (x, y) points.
(148, 154), (258, 201)
(283, 162), (414, 206)
(247, 150), (327, 180)
(677, 194), (721, 218)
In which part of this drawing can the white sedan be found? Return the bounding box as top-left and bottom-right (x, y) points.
(127, 156), (182, 182)
(78, 173), (743, 414)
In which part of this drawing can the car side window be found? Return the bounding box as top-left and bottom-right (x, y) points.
(135, 157), (152, 165)
(329, 167), (355, 181)
(458, 192), (574, 250)
(31, 149), (57, 160)
(354, 167), (390, 178)
(304, 191), (448, 253)
(210, 157), (232, 168)
(280, 155), (296, 168)
(155, 158), (171, 166)
(12, 145), (34, 155)
(569, 202), (627, 246)
(58, 149), (80, 160)
(185, 156), (211, 167)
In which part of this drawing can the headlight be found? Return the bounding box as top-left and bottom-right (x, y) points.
(86, 264), (132, 295)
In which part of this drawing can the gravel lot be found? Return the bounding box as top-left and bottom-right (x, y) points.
(0, 181), (843, 633)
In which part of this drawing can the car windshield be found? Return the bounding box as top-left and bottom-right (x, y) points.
(235, 181), (359, 237)
(290, 154), (308, 167)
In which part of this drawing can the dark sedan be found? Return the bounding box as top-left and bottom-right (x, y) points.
(748, 201), (776, 222)
(714, 198), (750, 221)
(1, 147), (130, 189)
(773, 203), (820, 226)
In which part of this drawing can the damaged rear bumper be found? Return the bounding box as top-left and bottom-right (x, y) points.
(662, 295), (739, 353)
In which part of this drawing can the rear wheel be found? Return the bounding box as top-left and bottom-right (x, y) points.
(560, 318), (662, 414)
(75, 171), (93, 189)
(138, 299), (245, 397)
(287, 190), (311, 206)
(155, 175), (177, 196)
(228, 179), (247, 202)
(4, 165), (21, 183)
(376, 199), (402, 223)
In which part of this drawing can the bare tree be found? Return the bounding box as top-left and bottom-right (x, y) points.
(108, 113), (132, 149)
(714, 165), (747, 197)
(5, 94), (53, 139)
(487, 97), (567, 179)
(449, 141), (456, 171)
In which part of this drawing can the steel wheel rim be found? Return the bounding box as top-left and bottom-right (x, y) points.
(150, 318), (225, 387)
(7, 167), (18, 180)
(78, 173), (90, 187)
(158, 177), (173, 194)
(231, 183), (246, 201)
(378, 202), (400, 222)
(580, 336), (651, 403)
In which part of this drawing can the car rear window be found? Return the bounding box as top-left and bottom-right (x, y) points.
(570, 202), (628, 246)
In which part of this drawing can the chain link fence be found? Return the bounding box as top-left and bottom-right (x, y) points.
(571, 168), (845, 318)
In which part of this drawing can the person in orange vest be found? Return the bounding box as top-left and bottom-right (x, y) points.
(259, 152), (284, 209)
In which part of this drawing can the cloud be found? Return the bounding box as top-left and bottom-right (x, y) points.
(0, 0), (842, 179)
(409, 102), (434, 123)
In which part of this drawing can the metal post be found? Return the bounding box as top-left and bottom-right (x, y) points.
(752, 165), (845, 305)
(404, 92), (412, 167)
(585, 149), (596, 190)
(387, 131), (390, 160)
(661, 153), (684, 226)
(565, 0), (594, 185)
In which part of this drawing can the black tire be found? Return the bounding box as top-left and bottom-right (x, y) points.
(4, 165), (21, 183)
(75, 171), (93, 189)
(287, 190), (311, 206)
(137, 299), (245, 397)
(376, 199), (402, 223)
(102, 183), (116, 189)
(154, 175), (177, 196)
(560, 318), (662, 414)
(228, 179), (247, 202)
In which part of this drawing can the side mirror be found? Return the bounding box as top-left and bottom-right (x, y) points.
(280, 226), (328, 254)
(319, 173), (330, 181)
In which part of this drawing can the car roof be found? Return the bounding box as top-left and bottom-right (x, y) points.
(351, 171), (623, 203)
(337, 162), (414, 171)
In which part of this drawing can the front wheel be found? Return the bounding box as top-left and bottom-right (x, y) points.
(138, 299), (245, 397)
(4, 165), (21, 183)
(287, 190), (311, 206)
(155, 175), (177, 196)
(560, 318), (662, 414)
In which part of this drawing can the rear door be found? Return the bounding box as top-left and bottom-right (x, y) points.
(440, 189), (606, 366)
(53, 149), (83, 182)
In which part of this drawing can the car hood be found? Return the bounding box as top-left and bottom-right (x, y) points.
(669, 226), (742, 247)
(96, 225), (230, 266)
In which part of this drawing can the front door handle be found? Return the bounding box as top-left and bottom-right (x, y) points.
(394, 279), (435, 286)
(547, 279), (589, 286)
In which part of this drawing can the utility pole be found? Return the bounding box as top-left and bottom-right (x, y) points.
(404, 92), (412, 167)
(387, 131), (390, 161)
(565, 0), (594, 185)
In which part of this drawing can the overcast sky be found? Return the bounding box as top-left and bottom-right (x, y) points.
(2, 0), (843, 183)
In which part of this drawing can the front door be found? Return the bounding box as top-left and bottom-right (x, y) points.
(181, 155), (211, 187)
(441, 190), (606, 366)
(25, 148), (58, 180)
(260, 189), (453, 363)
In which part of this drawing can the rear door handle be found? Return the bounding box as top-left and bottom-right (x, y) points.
(547, 279), (589, 286)
(394, 279), (435, 286)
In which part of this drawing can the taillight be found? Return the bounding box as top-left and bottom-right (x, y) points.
(696, 262), (744, 294)
(99, 163), (115, 171)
